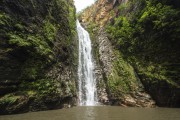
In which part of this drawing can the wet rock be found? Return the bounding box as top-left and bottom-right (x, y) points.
(94, 62), (109, 104)
(0, 94), (29, 114)
(123, 96), (136, 107)
(0, 85), (17, 95)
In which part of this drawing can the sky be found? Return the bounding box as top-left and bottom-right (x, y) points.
(74, 0), (95, 12)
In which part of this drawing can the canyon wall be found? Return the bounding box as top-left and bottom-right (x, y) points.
(80, 0), (180, 107)
(0, 0), (78, 114)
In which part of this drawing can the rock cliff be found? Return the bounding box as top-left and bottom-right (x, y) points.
(79, 0), (180, 107)
(0, 0), (78, 114)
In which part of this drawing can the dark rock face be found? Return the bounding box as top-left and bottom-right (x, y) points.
(0, 0), (78, 114)
(139, 74), (180, 107)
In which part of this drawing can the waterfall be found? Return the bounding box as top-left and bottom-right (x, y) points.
(77, 20), (98, 106)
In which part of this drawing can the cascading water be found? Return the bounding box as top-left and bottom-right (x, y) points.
(77, 20), (98, 106)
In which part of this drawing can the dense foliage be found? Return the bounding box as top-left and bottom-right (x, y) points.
(106, 0), (180, 106)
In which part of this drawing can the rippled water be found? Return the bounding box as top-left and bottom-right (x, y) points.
(0, 106), (180, 120)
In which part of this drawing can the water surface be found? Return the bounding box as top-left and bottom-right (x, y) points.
(0, 106), (180, 120)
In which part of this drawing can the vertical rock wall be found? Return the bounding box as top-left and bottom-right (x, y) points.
(94, 28), (155, 107)
(0, 0), (78, 114)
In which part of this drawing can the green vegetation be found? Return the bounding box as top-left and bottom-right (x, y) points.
(108, 51), (138, 98)
(107, 0), (180, 83)
(87, 22), (98, 41)
(86, 22), (101, 63)
(0, 0), (77, 114)
(0, 94), (21, 105)
(19, 79), (60, 96)
(106, 0), (180, 106)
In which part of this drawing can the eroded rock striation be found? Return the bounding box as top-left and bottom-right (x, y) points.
(95, 28), (155, 107)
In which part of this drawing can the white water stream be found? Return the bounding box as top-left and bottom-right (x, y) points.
(77, 20), (98, 106)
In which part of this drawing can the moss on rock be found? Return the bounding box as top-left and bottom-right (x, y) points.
(0, 0), (78, 114)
